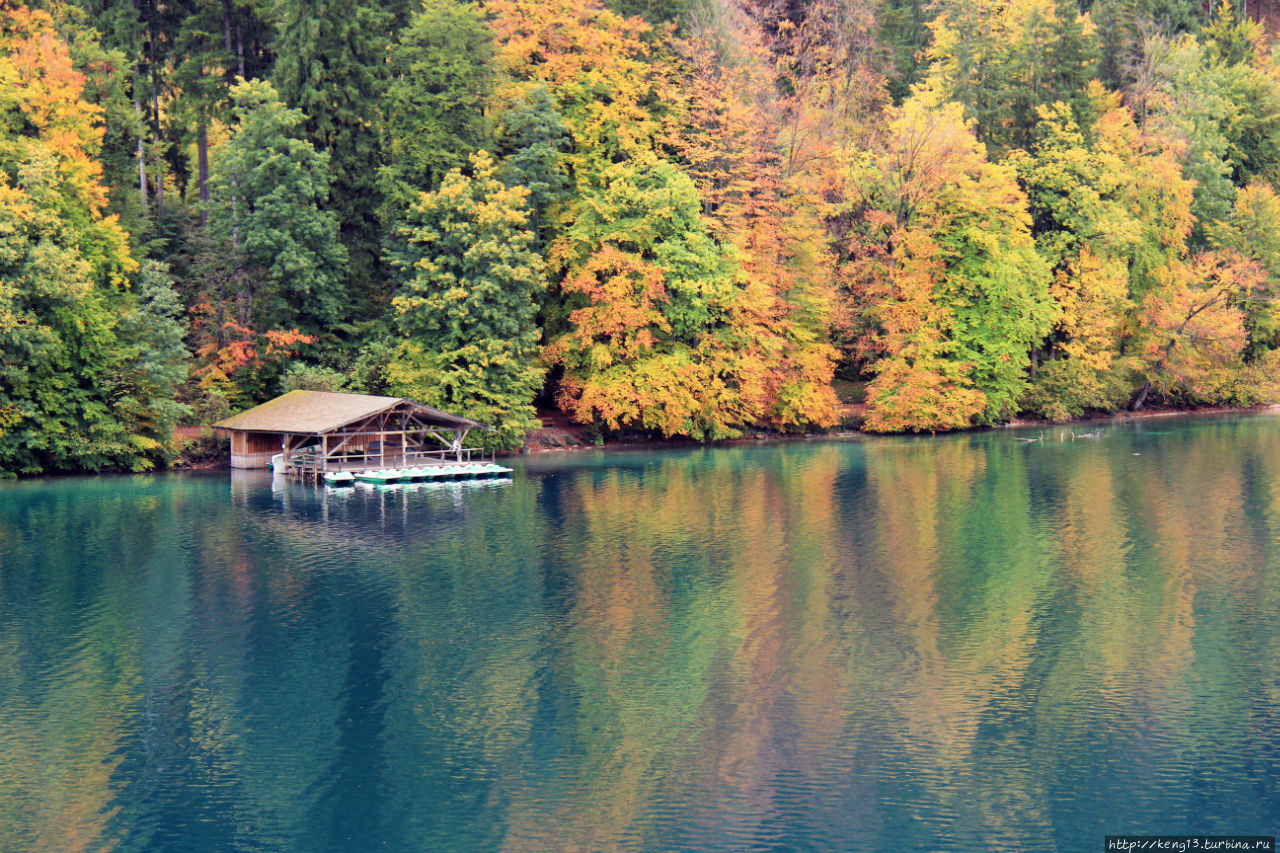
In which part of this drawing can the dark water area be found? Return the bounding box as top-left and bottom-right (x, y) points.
(2, 414), (1279, 852)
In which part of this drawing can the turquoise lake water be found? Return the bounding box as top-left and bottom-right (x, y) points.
(2, 414), (1279, 851)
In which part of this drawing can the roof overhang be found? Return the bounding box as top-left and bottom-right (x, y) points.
(214, 390), (489, 434)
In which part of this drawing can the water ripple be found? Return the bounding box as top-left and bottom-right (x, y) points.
(2, 419), (1280, 850)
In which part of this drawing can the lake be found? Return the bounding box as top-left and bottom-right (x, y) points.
(2, 414), (1278, 852)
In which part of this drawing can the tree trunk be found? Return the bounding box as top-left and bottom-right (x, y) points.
(225, 0), (246, 78)
(153, 123), (164, 216)
(148, 12), (163, 217)
(230, 168), (249, 328)
(131, 0), (147, 209)
(198, 116), (210, 225)
(136, 95), (147, 207)
(216, 276), (226, 349)
(152, 126), (165, 212)
(223, 0), (233, 54)
(1132, 380), (1152, 412)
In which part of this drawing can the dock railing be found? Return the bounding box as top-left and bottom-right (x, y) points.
(280, 446), (493, 478)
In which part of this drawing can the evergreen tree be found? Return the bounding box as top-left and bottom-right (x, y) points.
(111, 260), (192, 453)
(1091, 0), (1204, 89)
(203, 79), (348, 336)
(380, 0), (496, 224)
(494, 85), (572, 252)
(387, 151), (546, 449)
(273, 0), (392, 294)
(171, 0), (274, 222)
(917, 0), (1099, 153)
(604, 0), (690, 27)
(878, 0), (937, 99)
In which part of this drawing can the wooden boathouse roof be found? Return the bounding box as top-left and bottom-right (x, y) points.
(214, 390), (489, 435)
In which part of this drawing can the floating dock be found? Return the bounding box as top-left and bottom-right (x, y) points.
(325, 462), (512, 486)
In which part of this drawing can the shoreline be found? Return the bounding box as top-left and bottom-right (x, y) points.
(1002, 402), (1280, 430)
(10, 403), (1277, 478)
(520, 402), (1280, 455)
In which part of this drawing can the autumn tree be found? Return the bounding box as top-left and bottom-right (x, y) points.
(0, 6), (188, 474)
(672, 6), (840, 430)
(387, 151), (546, 449)
(1130, 32), (1238, 235)
(486, 0), (676, 181)
(547, 156), (777, 439)
(48, 0), (176, 221)
(1208, 182), (1280, 357)
(842, 100), (1054, 432)
(34, 2), (150, 237)
(1130, 249), (1268, 408)
(1012, 96), (1196, 418)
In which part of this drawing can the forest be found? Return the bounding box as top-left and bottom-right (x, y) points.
(1, 0), (1279, 474)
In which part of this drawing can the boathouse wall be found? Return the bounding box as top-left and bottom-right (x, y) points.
(229, 431), (283, 469)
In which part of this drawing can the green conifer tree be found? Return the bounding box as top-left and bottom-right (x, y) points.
(273, 0), (392, 295)
(380, 0), (496, 223)
(205, 79), (349, 336)
(918, 0), (1099, 152)
(494, 85), (572, 252)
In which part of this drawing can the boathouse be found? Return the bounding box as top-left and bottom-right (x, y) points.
(215, 390), (489, 474)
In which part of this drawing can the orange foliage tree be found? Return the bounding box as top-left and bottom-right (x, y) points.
(190, 313), (315, 410)
(546, 157), (773, 439)
(840, 99), (1054, 432)
(492, 0), (839, 436)
(1131, 250), (1269, 409)
(485, 0), (676, 179)
(673, 4), (840, 430)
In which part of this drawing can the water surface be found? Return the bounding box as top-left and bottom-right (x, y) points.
(2, 414), (1279, 851)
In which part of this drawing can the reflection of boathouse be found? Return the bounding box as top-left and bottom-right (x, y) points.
(216, 390), (488, 474)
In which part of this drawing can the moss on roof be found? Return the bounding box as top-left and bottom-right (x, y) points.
(214, 390), (487, 434)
